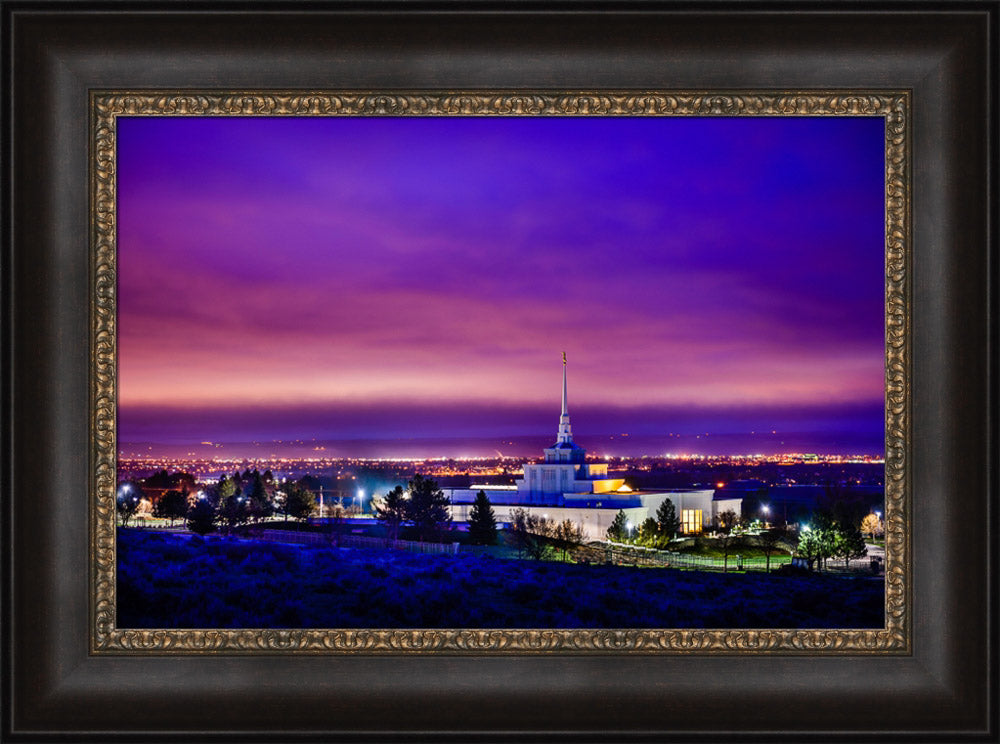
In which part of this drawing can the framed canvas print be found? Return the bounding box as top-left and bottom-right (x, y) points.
(97, 93), (904, 650)
(3, 1), (995, 741)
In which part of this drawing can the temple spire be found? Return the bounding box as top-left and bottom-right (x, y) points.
(557, 352), (573, 444)
(561, 351), (568, 416)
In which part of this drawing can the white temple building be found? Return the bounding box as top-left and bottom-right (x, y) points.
(515, 353), (629, 505)
(443, 355), (717, 540)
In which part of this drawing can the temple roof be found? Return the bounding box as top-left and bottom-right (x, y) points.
(549, 441), (583, 450)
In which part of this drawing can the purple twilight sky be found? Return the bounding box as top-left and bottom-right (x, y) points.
(117, 115), (886, 453)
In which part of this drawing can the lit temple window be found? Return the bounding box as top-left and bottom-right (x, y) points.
(681, 509), (703, 535)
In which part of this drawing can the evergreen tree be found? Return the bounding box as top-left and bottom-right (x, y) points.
(218, 493), (250, 535)
(404, 474), (451, 542)
(217, 475), (237, 502)
(833, 521), (868, 568)
(143, 469), (172, 490)
(375, 485), (408, 543)
(467, 490), (498, 546)
(213, 475), (238, 530)
(246, 471), (273, 524)
(655, 498), (680, 541)
(186, 497), (217, 536)
(606, 510), (628, 542)
(284, 483), (317, 522)
(811, 512), (838, 571)
(637, 517), (660, 547)
(153, 488), (188, 526)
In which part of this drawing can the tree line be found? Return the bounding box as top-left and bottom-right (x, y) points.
(372, 474), (455, 543)
(601, 496), (876, 573)
(605, 498), (680, 547)
(116, 469), (318, 536)
(795, 512), (869, 570)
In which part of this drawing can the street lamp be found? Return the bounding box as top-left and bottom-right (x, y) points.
(357, 489), (365, 513)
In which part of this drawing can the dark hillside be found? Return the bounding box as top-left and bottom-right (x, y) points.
(117, 529), (883, 629)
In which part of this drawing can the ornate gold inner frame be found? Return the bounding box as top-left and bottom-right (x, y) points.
(91, 91), (910, 654)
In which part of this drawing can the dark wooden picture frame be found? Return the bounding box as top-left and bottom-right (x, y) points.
(96, 90), (905, 652)
(3, 2), (995, 740)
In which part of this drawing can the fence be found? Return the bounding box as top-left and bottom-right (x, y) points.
(659, 551), (791, 572)
(601, 542), (884, 573)
(256, 529), (460, 555)
(600, 541), (793, 572)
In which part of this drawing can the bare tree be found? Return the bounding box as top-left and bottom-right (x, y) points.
(717, 531), (743, 572)
(553, 519), (585, 561)
(508, 508), (556, 560)
(860, 513), (884, 541)
(717, 509), (739, 531)
(754, 528), (786, 573)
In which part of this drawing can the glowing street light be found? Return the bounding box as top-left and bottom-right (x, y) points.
(357, 489), (365, 512)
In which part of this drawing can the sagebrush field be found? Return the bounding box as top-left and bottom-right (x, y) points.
(117, 529), (884, 629)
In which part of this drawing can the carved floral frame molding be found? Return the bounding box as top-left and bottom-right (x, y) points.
(90, 91), (909, 654)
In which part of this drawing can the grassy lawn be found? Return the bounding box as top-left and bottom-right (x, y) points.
(672, 543), (793, 560)
(117, 529), (883, 629)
